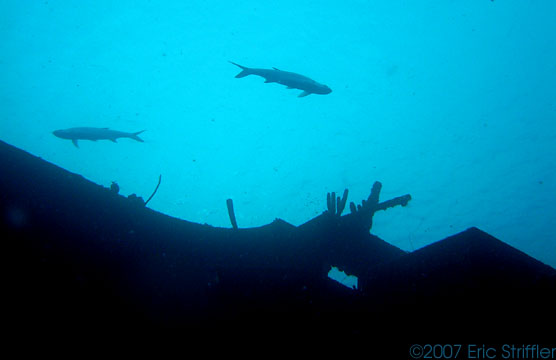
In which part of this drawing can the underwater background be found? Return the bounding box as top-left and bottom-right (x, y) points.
(1, 1), (555, 268)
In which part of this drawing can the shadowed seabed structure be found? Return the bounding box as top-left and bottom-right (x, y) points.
(1, 139), (554, 348)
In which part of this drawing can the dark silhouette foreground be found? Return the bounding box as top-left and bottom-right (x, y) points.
(1, 140), (554, 348)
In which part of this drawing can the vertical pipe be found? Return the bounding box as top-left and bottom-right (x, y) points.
(226, 198), (238, 229)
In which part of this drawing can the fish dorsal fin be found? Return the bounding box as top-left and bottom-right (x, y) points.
(272, 67), (281, 71)
(298, 91), (311, 97)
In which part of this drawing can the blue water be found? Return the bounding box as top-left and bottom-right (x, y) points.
(1, 1), (555, 267)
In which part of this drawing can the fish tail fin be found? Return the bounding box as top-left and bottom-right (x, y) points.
(229, 61), (252, 78)
(130, 130), (145, 142)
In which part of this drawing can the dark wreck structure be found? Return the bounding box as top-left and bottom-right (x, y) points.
(2, 139), (554, 347)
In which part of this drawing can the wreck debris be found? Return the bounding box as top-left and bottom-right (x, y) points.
(350, 181), (411, 231)
(127, 193), (145, 206)
(226, 198), (238, 229)
(144, 174), (162, 206)
(337, 189), (349, 215)
(110, 181), (119, 194)
(326, 181), (411, 231)
(327, 189), (349, 216)
(327, 192), (336, 214)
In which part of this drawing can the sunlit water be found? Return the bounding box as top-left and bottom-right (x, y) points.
(1, 1), (555, 267)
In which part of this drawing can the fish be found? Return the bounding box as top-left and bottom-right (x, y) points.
(52, 127), (145, 148)
(229, 61), (332, 97)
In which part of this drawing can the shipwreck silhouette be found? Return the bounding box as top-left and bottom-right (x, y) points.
(1, 139), (554, 346)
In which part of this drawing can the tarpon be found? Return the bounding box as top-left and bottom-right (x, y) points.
(52, 127), (145, 148)
(229, 61), (332, 97)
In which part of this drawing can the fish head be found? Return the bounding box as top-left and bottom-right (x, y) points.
(321, 84), (332, 94)
(313, 82), (332, 95)
(52, 129), (71, 139)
